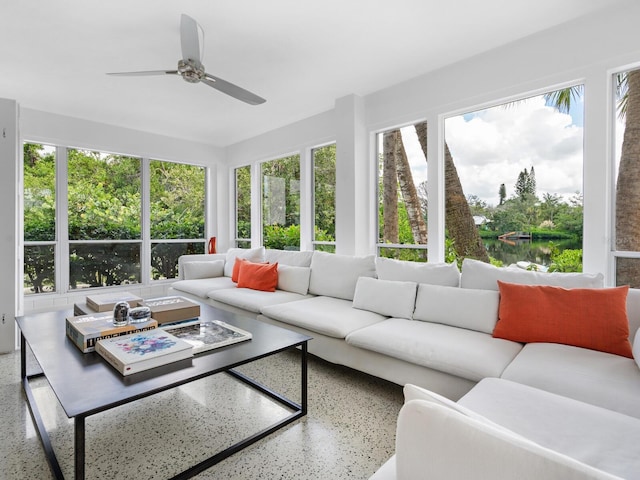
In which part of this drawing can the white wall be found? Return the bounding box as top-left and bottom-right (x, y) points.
(21, 109), (222, 165)
(0, 99), (19, 352)
(225, 1), (640, 282)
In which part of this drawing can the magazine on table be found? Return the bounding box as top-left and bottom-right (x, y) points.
(162, 319), (252, 354)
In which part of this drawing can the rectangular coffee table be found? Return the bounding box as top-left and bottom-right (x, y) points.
(17, 302), (311, 480)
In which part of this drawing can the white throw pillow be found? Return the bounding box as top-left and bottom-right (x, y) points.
(413, 284), (499, 334)
(182, 260), (225, 280)
(223, 247), (266, 277)
(460, 258), (604, 290)
(277, 265), (311, 295)
(376, 257), (460, 287)
(634, 328), (640, 371)
(352, 277), (417, 319)
(308, 251), (376, 300)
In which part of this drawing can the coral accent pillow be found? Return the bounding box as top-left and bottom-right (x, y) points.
(237, 261), (279, 292)
(232, 258), (267, 282)
(494, 281), (633, 358)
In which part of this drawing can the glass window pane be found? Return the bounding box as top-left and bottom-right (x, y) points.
(24, 245), (55, 295)
(151, 241), (205, 280)
(69, 243), (140, 289)
(261, 155), (300, 249)
(313, 144), (336, 248)
(614, 69), (640, 286)
(68, 149), (141, 241)
(235, 166), (251, 246)
(150, 160), (205, 240)
(376, 123), (429, 261)
(444, 86), (584, 270)
(24, 143), (56, 242)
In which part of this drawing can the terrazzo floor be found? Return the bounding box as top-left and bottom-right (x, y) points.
(0, 344), (403, 479)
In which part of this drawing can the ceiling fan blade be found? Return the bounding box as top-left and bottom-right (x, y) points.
(107, 70), (178, 76)
(202, 74), (266, 105)
(180, 14), (202, 62)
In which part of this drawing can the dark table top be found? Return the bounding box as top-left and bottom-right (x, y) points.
(17, 303), (310, 418)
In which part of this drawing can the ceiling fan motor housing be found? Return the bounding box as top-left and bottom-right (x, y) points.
(178, 59), (205, 83)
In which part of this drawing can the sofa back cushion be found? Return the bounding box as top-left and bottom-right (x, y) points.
(352, 277), (417, 319)
(223, 247), (266, 277)
(494, 282), (633, 358)
(182, 259), (225, 280)
(265, 249), (314, 267)
(375, 257), (460, 287)
(413, 284), (500, 334)
(277, 264), (311, 295)
(460, 258), (604, 290)
(308, 251), (376, 300)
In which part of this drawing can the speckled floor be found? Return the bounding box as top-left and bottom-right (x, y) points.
(0, 345), (402, 479)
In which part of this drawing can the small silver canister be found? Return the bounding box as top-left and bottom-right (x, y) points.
(129, 306), (152, 324)
(113, 301), (130, 326)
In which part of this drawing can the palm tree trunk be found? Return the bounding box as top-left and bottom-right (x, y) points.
(415, 122), (489, 262)
(392, 131), (428, 244)
(616, 70), (640, 286)
(382, 131), (399, 243)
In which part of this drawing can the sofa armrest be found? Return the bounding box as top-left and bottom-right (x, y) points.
(177, 253), (226, 280)
(395, 400), (621, 480)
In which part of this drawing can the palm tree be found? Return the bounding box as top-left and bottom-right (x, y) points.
(547, 73), (640, 286)
(382, 131), (399, 243)
(414, 122), (490, 262)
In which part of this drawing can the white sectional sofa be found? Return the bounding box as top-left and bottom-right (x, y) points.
(169, 247), (640, 479)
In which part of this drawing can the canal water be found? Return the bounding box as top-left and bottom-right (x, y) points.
(483, 238), (581, 268)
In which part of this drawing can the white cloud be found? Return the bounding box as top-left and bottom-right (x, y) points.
(393, 96), (584, 206)
(441, 96), (583, 205)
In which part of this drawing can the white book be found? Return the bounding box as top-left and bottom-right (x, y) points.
(96, 329), (193, 376)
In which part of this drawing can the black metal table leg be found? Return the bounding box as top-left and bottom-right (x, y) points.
(75, 415), (86, 480)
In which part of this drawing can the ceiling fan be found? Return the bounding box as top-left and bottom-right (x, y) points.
(107, 14), (266, 105)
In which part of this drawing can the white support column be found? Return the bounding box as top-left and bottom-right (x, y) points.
(0, 98), (19, 352)
(335, 94), (369, 256)
(299, 146), (313, 251)
(427, 114), (446, 262)
(582, 70), (613, 281)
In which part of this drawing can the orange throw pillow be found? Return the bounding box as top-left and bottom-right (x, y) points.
(494, 281), (633, 358)
(232, 258), (267, 282)
(237, 261), (279, 292)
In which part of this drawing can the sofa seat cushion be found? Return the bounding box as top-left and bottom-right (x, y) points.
(171, 277), (236, 298)
(346, 318), (522, 382)
(260, 296), (386, 339)
(207, 288), (312, 314)
(459, 378), (640, 480)
(501, 342), (640, 418)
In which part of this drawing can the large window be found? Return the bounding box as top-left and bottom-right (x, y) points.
(150, 160), (205, 280)
(261, 155), (300, 249)
(235, 165), (251, 248)
(68, 149), (141, 289)
(444, 86), (584, 270)
(23, 143), (207, 295)
(312, 144), (336, 252)
(376, 123), (429, 261)
(613, 68), (640, 287)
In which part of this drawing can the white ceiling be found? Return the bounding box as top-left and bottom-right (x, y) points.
(0, 0), (625, 147)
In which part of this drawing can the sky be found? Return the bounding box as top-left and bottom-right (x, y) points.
(400, 92), (587, 206)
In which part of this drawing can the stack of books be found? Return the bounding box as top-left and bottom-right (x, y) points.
(66, 312), (158, 353)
